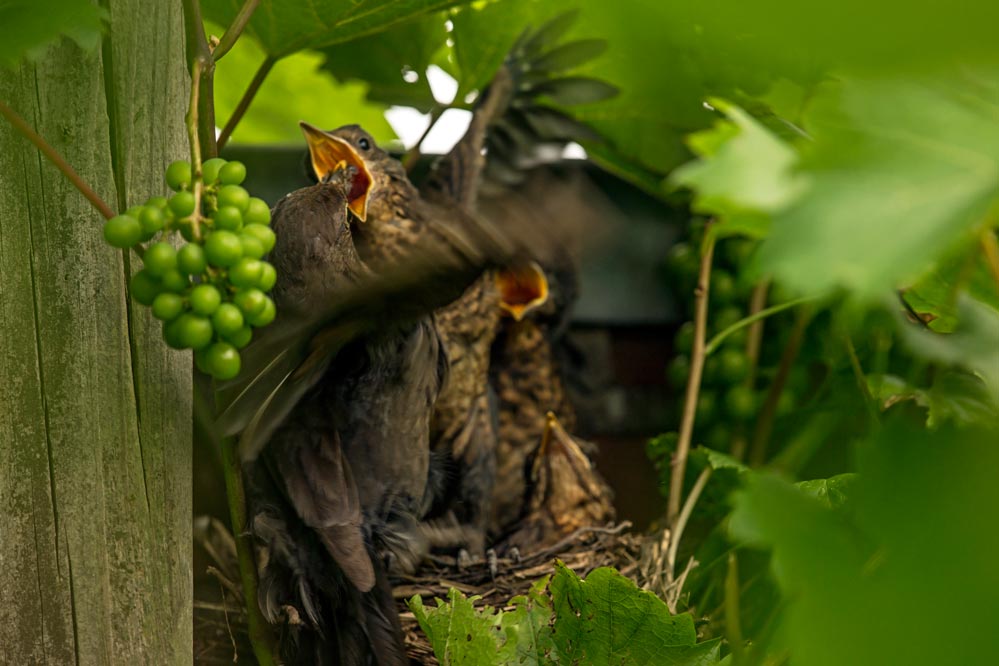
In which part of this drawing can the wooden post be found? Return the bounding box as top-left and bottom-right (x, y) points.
(0, 1), (192, 662)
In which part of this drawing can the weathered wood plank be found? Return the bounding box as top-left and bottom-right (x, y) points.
(0, 2), (192, 662)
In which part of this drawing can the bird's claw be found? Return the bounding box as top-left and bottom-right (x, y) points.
(508, 546), (522, 564)
(487, 548), (498, 579)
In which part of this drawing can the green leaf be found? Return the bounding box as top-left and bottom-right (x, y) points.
(731, 420), (999, 666)
(795, 474), (857, 510)
(900, 295), (999, 402)
(210, 27), (394, 145)
(319, 14), (446, 111)
(925, 370), (999, 428)
(202, 0), (469, 57)
(669, 99), (803, 239)
(550, 562), (720, 665)
(691, 446), (748, 474)
(496, 577), (557, 665)
(759, 73), (999, 300)
(409, 589), (505, 665)
(903, 240), (999, 332)
(0, 0), (106, 68)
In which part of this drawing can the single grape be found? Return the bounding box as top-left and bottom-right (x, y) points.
(204, 230), (243, 268)
(218, 184), (250, 212)
(201, 157), (227, 185)
(151, 292), (185, 321)
(194, 348), (212, 374)
(224, 325), (253, 349)
(103, 215), (141, 248)
(724, 386), (757, 421)
(178, 221), (196, 242)
(143, 242), (177, 277)
(176, 313), (213, 350)
(214, 205), (243, 231)
(667, 355), (690, 389)
(126, 205), (145, 219)
(776, 390), (796, 416)
(146, 195), (168, 209)
(723, 238), (756, 268)
(130, 269), (161, 306)
(247, 296), (275, 327)
(218, 161), (247, 186)
(177, 243), (207, 275)
(695, 392), (716, 422)
(211, 303), (244, 337)
(189, 284), (222, 316)
(169, 191), (196, 218)
(239, 233), (265, 259)
(165, 160), (192, 191)
(674, 321), (695, 352)
(160, 269), (189, 293)
(717, 348), (749, 383)
(710, 269), (736, 305)
(206, 341), (241, 380)
(702, 355), (720, 385)
(229, 257), (263, 288)
(666, 242), (697, 278)
(163, 318), (186, 349)
(244, 197), (271, 226)
(139, 206), (166, 239)
(242, 224), (275, 254)
(257, 261), (277, 292)
(234, 288), (266, 316)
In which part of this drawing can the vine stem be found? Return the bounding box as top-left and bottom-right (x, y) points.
(667, 225), (715, 526)
(212, 0), (261, 61)
(749, 307), (812, 466)
(217, 56), (276, 151)
(704, 295), (816, 357)
(0, 99), (116, 220)
(666, 467), (712, 576)
(186, 57), (206, 242)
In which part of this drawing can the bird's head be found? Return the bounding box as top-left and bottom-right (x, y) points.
(300, 122), (397, 222)
(495, 261), (550, 321)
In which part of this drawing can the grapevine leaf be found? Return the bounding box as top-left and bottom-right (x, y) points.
(925, 370), (999, 428)
(669, 99), (803, 240)
(902, 241), (999, 332)
(408, 589), (504, 665)
(0, 0), (106, 68)
(201, 0), (469, 57)
(795, 474), (857, 510)
(759, 72), (999, 300)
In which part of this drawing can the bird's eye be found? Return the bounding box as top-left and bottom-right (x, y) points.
(358, 137), (371, 150)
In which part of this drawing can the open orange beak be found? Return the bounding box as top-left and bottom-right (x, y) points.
(496, 261), (549, 321)
(300, 121), (373, 221)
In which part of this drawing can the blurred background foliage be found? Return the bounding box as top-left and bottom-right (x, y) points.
(195, 0), (999, 663)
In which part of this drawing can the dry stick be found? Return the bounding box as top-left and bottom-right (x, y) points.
(212, 0), (261, 61)
(981, 227), (999, 293)
(217, 56), (276, 151)
(667, 228), (715, 527)
(748, 307), (811, 467)
(0, 99), (116, 220)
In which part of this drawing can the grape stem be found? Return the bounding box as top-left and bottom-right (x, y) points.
(667, 224), (715, 527)
(186, 57), (206, 242)
(217, 56), (276, 151)
(0, 99), (116, 220)
(704, 294), (816, 357)
(212, 0), (261, 61)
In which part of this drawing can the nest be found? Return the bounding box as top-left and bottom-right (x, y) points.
(193, 520), (650, 664)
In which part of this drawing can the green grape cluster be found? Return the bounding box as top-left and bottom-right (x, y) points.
(102, 157), (277, 381)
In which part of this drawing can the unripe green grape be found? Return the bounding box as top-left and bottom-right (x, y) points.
(257, 261), (277, 292)
(204, 230), (243, 268)
(169, 191), (196, 218)
(176, 313), (213, 350)
(239, 233), (265, 259)
(160, 269), (189, 293)
(126, 205), (145, 218)
(214, 205), (243, 231)
(695, 392), (716, 422)
(710, 269), (736, 305)
(178, 221), (196, 242)
(717, 348), (749, 383)
(218, 161), (247, 186)
(165, 160), (192, 191)
(776, 390), (796, 416)
(194, 348), (212, 374)
(143, 242), (177, 277)
(229, 257), (263, 288)
(206, 341), (241, 380)
(702, 355), (720, 385)
(234, 288), (266, 317)
(247, 296), (275, 327)
(723, 238), (756, 267)
(211, 303), (244, 337)
(139, 205), (166, 239)
(242, 224), (275, 254)
(224, 325), (253, 349)
(146, 195), (168, 209)
(103, 215), (141, 248)
(201, 157), (227, 185)
(674, 321), (695, 353)
(151, 292), (185, 321)
(177, 243), (207, 275)
(189, 284), (222, 316)
(130, 269), (162, 306)
(724, 386), (757, 421)
(244, 198), (271, 226)
(218, 184), (250, 212)
(666, 355), (690, 389)
(163, 318), (186, 349)
(666, 242), (697, 278)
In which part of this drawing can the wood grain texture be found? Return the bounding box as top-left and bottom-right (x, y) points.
(0, 1), (192, 662)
